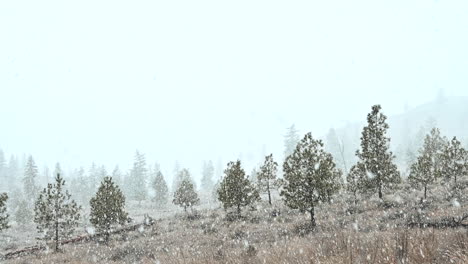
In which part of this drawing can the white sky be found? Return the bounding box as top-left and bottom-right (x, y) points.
(1, 0), (468, 179)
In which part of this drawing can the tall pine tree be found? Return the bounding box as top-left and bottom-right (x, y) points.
(90, 176), (128, 242)
(408, 151), (434, 199)
(441, 136), (467, 185)
(281, 132), (342, 226)
(34, 173), (81, 252)
(257, 154), (278, 205)
(355, 105), (400, 199)
(217, 160), (259, 216)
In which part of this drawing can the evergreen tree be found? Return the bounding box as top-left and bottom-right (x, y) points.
(441, 136), (468, 185)
(355, 105), (400, 199)
(284, 124), (300, 158)
(257, 154), (278, 205)
(90, 177), (128, 242)
(173, 177), (199, 212)
(152, 171), (169, 208)
(129, 151), (148, 202)
(34, 173), (81, 252)
(347, 163), (366, 205)
(0, 193), (9, 231)
(408, 151), (434, 199)
(217, 160), (259, 216)
(23, 155), (39, 204)
(201, 160), (214, 193)
(421, 127), (448, 180)
(281, 132), (342, 226)
(174, 168), (194, 190)
(15, 199), (33, 225)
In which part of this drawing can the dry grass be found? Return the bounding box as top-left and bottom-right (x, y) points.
(3, 181), (468, 263)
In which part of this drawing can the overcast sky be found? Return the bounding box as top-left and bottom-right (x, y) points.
(1, 0), (467, 179)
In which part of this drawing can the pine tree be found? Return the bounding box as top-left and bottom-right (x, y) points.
(152, 171), (169, 208)
(90, 177), (128, 242)
(421, 127), (448, 180)
(257, 154), (278, 205)
(0, 193), (9, 231)
(284, 124), (300, 159)
(201, 160), (214, 193)
(408, 151), (434, 199)
(355, 105), (400, 199)
(281, 132), (342, 226)
(129, 151), (148, 203)
(34, 173), (81, 252)
(217, 160), (259, 216)
(173, 177), (199, 212)
(174, 168), (194, 190)
(441, 137), (468, 185)
(347, 163), (366, 205)
(23, 155), (39, 204)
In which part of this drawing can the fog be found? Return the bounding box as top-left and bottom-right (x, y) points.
(1, 0), (468, 182)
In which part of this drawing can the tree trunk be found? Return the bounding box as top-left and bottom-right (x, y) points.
(267, 181), (271, 205)
(424, 185), (427, 200)
(55, 220), (59, 252)
(378, 184), (383, 199)
(237, 204), (241, 216)
(184, 205), (187, 212)
(310, 207), (316, 227)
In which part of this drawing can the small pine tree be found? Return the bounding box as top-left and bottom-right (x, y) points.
(408, 152), (433, 199)
(152, 171), (169, 208)
(441, 137), (467, 185)
(173, 178), (199, 212)
(422, 127), (448, 180)
(34, 173), (81, 252)
(217, 160), (259, 216)
(355, 105), (400, 199)
(90, 177), (128, 242)
(347, 164), (366, 205)
(281, 133), (342, 226)
(257, 154), (278, 205)
(0, 193), (9, 231)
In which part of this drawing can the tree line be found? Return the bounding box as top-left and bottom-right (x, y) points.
(1, 104), (467, 252)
